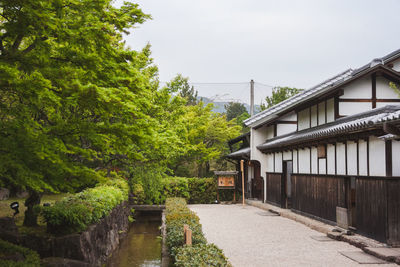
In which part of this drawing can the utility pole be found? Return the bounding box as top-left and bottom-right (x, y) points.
(250, 79), (254, 116)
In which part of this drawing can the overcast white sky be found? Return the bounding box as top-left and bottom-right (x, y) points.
(116, 0), (400, 104)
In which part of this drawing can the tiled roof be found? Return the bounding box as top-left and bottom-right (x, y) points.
(226, 147), (250, 159)
(244, 49), (400, 127)
(257, 106), (400, 151)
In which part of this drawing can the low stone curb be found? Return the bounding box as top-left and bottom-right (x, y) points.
(161, 211), (170, 267)
(245, 200), (399, 265)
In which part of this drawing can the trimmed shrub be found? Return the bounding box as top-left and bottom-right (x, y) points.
(0, 239), (40, 267)
(42, 178), (129, 235)
(175, 243), (231, 267)
(160, 177), (217, 204)
(130, 183), (146, 204)
(165, 198), (230, 266)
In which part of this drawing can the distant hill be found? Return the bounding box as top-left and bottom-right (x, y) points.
(199, 96), (261, 114)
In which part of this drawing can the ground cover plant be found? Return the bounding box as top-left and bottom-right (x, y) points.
(0, 239), (40, 267)
(165, 198), (230, 266)
(42, 178), (129, 235)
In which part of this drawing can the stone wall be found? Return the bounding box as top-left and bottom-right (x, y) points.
(0, 201), (131, 266)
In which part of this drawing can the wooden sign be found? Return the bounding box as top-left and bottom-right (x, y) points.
(218, 176), (235, 188)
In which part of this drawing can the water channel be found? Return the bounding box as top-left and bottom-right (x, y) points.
(108, 211), (162, 267)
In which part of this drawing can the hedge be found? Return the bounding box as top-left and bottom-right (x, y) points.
(165, 198), (231, 266)
(132, 177), (221, 204)
(43, 178), (129, 235)
(0, 239), (40, 267)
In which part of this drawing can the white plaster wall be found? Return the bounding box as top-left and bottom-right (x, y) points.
(376, 102), (400, 108)
(266, 125), (275, 139)
(339, 102), (371, 116)
(311, 105), (318, 127)
(327, 144), (335, 175)
(326, 98), (335, 123)
(275, 152), (283, 173)
(392, 58), (400, 72)
(298, 108), (310, 130)
(311, 147), (318, 174)
(393, 140), (400, 176)
(369, 136), (386, 176)
(293, 149), (298, 174)
(279, 112), (297, 121)
(266, 153), (274, 172)
(340, 76), (371, 99)
(336, 142), (346, 175)
(318, 102), (326, 125)
(283, 151), (292, 161)
(319, 159), (327, 174)
(298, 148), (311, 173)
(276, 123), (296, 136)
(376, 76), (398, 99)
(250, 126), (270, 181)
(347, 141), (357, 175)
(358, 140), (368, 176)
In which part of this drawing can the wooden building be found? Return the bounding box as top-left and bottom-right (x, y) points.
(240, 49), (400, 245)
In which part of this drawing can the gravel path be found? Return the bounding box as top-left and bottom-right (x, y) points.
(189, 204), (395, 267)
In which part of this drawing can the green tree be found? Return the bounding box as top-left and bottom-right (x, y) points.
(167, 74), (198, 106)
(225, 102), (248, 121)
(260, 86), (303, 110)
(0, 0), (155, 225)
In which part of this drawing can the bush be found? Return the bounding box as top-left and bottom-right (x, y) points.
(0, 239), (40, 267)
(165, 198), (230, 266)
(175, 243), (231, 267)
(130, 183), (146, 204)
(160, 177), (217, 204)
(42, 178), (129, 235)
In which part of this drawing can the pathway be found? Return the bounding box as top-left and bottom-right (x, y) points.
(189, 204), (395, 267)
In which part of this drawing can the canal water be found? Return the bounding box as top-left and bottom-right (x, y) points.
(108, 211), (162, 267)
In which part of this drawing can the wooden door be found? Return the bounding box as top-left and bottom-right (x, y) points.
(282, 161), (293, 209)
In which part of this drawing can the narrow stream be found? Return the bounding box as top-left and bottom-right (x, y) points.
(108, 211), (162, 267)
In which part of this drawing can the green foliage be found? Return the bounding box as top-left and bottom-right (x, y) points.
(0, 239), (40, 267)
(130, 183), (146, 204)
(165, 198), (230, 266)
(42, 178), (129, 235)
(225, 102), (248, 121)
(175, 243), (232, 267)
(260, 86), (303, 110)
(167, 74), (198, 106)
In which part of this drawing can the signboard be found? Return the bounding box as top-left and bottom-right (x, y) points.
(218, 176), (235, 189)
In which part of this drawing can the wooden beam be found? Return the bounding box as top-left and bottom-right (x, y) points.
(386, 140), (392, 177)
(383, 122), (400, 136)
(372, 74), (377, 109)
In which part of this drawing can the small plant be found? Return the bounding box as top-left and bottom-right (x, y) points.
(175, 243), (232, 267)
(0, 239), (40, 267)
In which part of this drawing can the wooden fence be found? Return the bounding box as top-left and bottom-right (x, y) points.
(291, 174), (347, 223)
(266, 173), (283, 207)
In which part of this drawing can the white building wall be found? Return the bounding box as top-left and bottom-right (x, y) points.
(319, 159), (327, 174)
(393, 140), (400, 176)
(318, 102), (326, 125)
(293, 149), (298, 174)
(347, 141), (357, 175)
(376, 76), (398, 99)
(369, 136), (386, 176)
(340, 76), (371, 99)
(376, 102), (400, 108)
(276, 124), (297, 136)
(311, 105), (318, 127)
(250, 126), (270, 192)
(266, 153), (274, 172)
(358, 140), (368, 176)
(283, 151), (292, 161)
(326, 98), (335, 123)
(311, 147), (318, 174)
(298, 148), (311, 173)
(339, 102), (371, 116)
(279, 112), (297, 121)
(327, 144), (335, 175)
(298, 108), (310, 130)
(275, 152), (283, 173)
(336, 143), (346, 175)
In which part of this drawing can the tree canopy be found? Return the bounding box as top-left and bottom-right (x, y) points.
(260, 86), (303, 110)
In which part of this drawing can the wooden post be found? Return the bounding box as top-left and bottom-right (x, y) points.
(240, 160), (245, 206)
(183, 224), (192, 245)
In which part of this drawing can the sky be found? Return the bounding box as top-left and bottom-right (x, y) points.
(116, 0), (400, 104)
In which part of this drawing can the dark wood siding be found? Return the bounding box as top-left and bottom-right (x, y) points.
(356, 177), (387, 242)
(387, 179), (400, 246)
(291, 174), (347, 223)
(266, 173), (282, 206)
